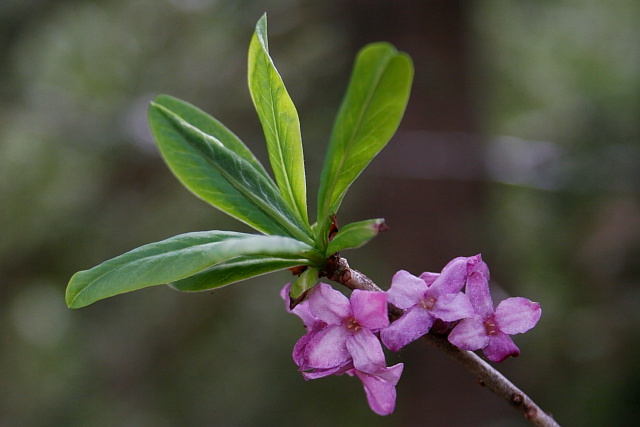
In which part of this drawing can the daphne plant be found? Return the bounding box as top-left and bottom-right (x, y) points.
(66, 14), (558, 425)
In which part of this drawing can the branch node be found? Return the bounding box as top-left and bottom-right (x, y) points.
(511, 393), (524, 406)
(525, 406), (538, 420)
(341, 268), (352, 284)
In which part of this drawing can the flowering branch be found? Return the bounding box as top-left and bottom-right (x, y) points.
(66, 15), (555, 424)
(323, 255), (559, 426)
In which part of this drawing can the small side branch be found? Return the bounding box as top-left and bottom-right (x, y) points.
(324, 256), (559, 426)
(322, 255), (380, 292)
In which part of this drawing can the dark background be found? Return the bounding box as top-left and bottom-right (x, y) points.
(1, 0), (639, 425)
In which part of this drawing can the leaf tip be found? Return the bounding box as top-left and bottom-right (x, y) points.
(65, 282), (81, 309)
(373, 218), (389, 233)
(254, 13), (268, 46)
(65, 270), (95, 309)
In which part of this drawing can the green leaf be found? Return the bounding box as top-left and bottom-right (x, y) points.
(289, 267), (319, 300)
(66, 231), (318, 308)
(248, 14), (308, 228)
(170, 256), (308, 292)
(316, 43), (413, 245)
(326, 218), (387, 255)
(149, 102), (313, 245)
(153, 94), (272, 180)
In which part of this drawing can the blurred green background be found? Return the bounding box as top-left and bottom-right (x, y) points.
(1, 0), (639, 425)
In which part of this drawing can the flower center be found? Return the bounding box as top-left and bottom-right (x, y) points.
(420, 297), (436, 310)
(484, 318), (498, 336)
(346, 317), (361, 332)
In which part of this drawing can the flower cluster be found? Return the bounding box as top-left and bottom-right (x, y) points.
(280, 283), (402, 415)
(282, 254), (541, 415)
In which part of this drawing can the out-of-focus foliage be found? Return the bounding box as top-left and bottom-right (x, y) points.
(473, 1), (640, 424)
(476, 0), (640, 193)
(1, 0), (639, 425)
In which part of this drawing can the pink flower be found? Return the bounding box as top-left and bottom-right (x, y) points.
(301, 362), (404, 416)
(297, 283), (389, 374)
(349, 363), (404, 416)
(280, 283), (324, 332)
(282, 283), (403, 415)
(447, 269), (542, 362)
(280, 284), (327, 368)
(380, 256), (477, 352)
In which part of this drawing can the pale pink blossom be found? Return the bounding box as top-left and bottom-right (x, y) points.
(448, 270), (542, 362)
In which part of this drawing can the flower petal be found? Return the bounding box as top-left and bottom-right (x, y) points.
(430, 257), (469, 294)
(419, 271), (439, 286)
(387, 270), (427, 309)
(301, 363), (351, 380)
(351, 290), (388, 330)
(483, 331), (520, 362)
(303, 324), (350, 369)
(430, 291), (475, 322)
(380, 307), (434, 352)
(467, 254), (490, 279)
(280, 283), (290, 306)
(294, 303), (322, 332)
(375, 362), (404, 386)
(447, 316), (489, 350)
(354, 363), (404, 416)
(465, 270), (494, 319)
(293, 331), (313, 368)
(346, 329), (387, 374)
(309, 283), (351, 324)
(495, 297), (541, 335)
(282, 284), (325, 333)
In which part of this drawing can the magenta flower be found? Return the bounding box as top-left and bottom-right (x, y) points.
(348, 363), (404, 416)
(280, 284), (327, 368)
(282, 283), (403, 415)
(280, 283), (324, 332)
(380, 256), (476, 352)
(447, 270), (542, 362)
(297, 283), (389, 374)
(299, 361), (403, 416)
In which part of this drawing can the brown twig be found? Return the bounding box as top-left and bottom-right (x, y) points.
(323, 256), (560, 426)
(322, 254), (379, 292)
(422, 333), (559, 426)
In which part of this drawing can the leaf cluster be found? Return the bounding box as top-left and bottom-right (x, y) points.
(66, 14), (413, 308)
